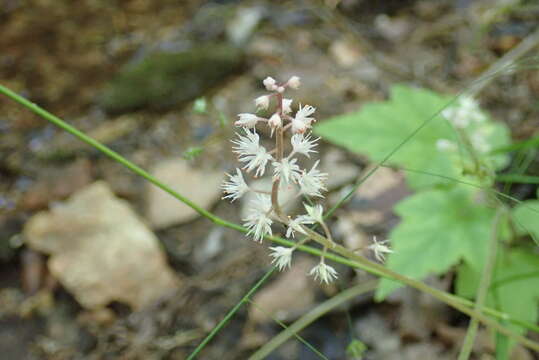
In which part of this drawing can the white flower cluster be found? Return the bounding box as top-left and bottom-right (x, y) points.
(221, 75), (341, 282)
(439, 96), (492, 154)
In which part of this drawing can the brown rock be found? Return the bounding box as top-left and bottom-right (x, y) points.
(146, 159), (223, 229)
(248, 257), (316, 324)
(24, 181), (180, 310)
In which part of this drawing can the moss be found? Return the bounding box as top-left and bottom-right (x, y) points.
(101, 43), (244, 113)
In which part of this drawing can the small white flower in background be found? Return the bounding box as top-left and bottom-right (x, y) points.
(222, 168), (249, 201)
(442, 96), (486, 129)
(309, 261), (338, 284)
(269, 246), (294, 271)
(291, 104), (316, 134)
(263, 76), (277, 91)
(436, 139), (457, 152)
(235, 113), (262, 128)
(232, 130), (273, 177)
(304, 203), (324, 223)
(298, 160), (328, 198)
(287, 76), (301, 89)
(291, 133), (318, 158)
(254, 95), (270, 110)
(286, 215), (314, 238)
(282, 98), (293, 114)
(470, 130), (491, 153)
(273, 158), (301, 184)
(368, 236), (393, 262)
(243, 194), (273, 242)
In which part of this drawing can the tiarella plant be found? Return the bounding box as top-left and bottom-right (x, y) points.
(221, 76), (391, 283)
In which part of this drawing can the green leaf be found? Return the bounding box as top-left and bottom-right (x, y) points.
(456, 249), (539, 334)
(315, 85), (510, 189)
(375, 186), (495, 300)
(512, 200), (539, 245)
(182, 146), (204, 160)
(193, 97), (207, 114)
(316, 85), (454, 189)
(346, 339), (367, 359)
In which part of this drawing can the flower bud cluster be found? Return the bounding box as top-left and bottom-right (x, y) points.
(439, 96), (492, 154)
(221, 76), (391, 283)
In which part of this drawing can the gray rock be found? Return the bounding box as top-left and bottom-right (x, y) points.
(146, 159), (223, 229)
(24, 181), (180, 310)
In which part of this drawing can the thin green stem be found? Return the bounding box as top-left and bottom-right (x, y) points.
(186, 268), (276, 360)
(249, 280), (378, 360)
(246, 299), (330, 360)
(458, 209), (503, 360)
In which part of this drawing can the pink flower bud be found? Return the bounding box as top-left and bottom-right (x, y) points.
(268, 113), (282, 129)
(254, 95), (270, 110)
(287, 76), (301, 89)
(263, 77), (277, 91)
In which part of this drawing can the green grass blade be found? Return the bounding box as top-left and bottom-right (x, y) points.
(249, 280), (378, 360)
(496, 174), (539, 184)
(246, 299), (331, 360)
(187, 268), (276, 360)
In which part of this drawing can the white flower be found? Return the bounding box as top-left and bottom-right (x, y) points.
(268, 113), (282, 132)
(273, 158), (301, 184)
(254, 95), (270, 110)
(232, 130), (273, 177)
(291, 104), (316, 134)
(287, 76), (301, 89)
(309, 261), (338, 284)
(291, 133), (318, 157)
(221, 168), (249, 201)
(436, 139), (457, 152)
(276, 86), (285, 93)
(282, 98), (293, 114)
(269, 246), (294, 271)
(442, 97), (485, 129)
(263, 76), (277, 91)
(368, 236), (393, 262)
(298, 160), (328, 197)
(235, 113), (262, 128)
(470, 132), (490, 153)
(304, 203), (324, 223)
(243, 194), (273, 242)
(286, 215), (314, 238)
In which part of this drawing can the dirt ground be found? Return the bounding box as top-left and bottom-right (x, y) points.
(1, 0), (539, 359)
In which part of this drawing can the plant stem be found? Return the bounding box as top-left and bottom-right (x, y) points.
(249, 280), (379, 360)
(458, 209), (503, 360)
(187, 268), (276, 360)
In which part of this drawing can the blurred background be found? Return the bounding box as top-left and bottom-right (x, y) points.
(1, 0), (539, 359)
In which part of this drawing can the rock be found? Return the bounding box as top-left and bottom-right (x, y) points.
(226, 6), (264, 46)
(24, 181), (180, 310)
(248, 257), (316, 324)
(100, 43), (244, 113)
(146, 159), (223, 229)
(348, 167), (411, 228)
(320, 148), (359, 190)
(329, 38), (363, 68)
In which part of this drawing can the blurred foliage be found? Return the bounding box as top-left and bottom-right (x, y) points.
(317, 85), (539, 338)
